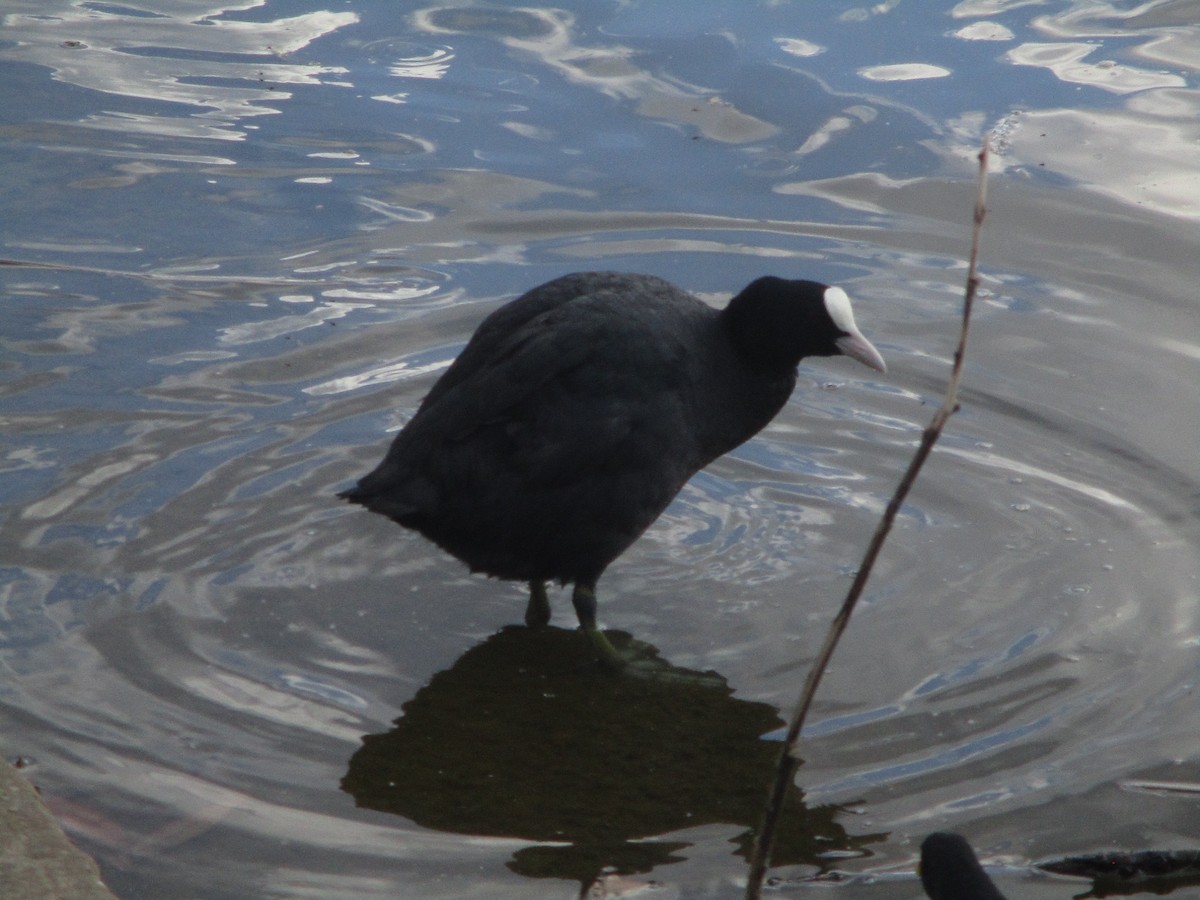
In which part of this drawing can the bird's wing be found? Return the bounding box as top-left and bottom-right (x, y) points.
(419, 272), (676, 410)
(396, 288), (701, 491)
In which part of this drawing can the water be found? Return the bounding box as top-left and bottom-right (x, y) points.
(2, 2), (1198, 898)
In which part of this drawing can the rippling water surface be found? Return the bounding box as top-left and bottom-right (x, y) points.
(2, 2), (1198, 898)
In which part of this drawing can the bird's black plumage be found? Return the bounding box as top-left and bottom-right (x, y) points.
(340, 271), (884, 664)
(920, 833), (1008, 900)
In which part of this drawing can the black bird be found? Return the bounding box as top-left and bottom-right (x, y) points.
(339, 271), (885, 666)
(921, 832), (1009, 900)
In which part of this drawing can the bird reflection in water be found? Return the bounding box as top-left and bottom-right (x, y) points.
(342, 625), (885, 892)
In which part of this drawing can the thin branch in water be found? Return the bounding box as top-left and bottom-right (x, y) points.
(744, 140), (991, 900)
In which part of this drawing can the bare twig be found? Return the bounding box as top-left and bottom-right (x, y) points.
(744, 141), (990, 899)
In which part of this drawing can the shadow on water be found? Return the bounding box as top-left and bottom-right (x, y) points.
(341, 625), (885, 888)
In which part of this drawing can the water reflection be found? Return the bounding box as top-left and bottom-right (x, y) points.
(2, 0), (1200, 897)
(1, 3), (358, 140)
(1004, 103), (1200, 219)
(342, 625), (884, 889)
(414, 5), (780, 144)
(945, 0), (1200, 219)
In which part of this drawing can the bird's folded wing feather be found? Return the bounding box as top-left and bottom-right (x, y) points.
(395, 291), (699, 491)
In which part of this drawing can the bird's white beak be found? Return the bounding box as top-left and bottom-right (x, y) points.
(823, 286), (886, 373)
(836, 329), (887, 373)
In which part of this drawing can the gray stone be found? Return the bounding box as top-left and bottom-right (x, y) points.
(0, 761), (119, 900)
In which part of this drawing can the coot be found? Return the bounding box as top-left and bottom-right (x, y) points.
(339, 271), (885, 666)
(921, 833), (1008, 900)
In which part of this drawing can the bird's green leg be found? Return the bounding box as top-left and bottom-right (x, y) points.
(524, 580), (551, 628)
(570, 582), (625, 669)
(520, 580), (549, 628)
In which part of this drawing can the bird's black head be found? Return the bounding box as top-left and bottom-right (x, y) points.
(722, 276), (886, 377)
(920, 832), (1008, 900)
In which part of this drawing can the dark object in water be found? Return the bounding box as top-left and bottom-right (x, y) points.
(340, 271), (885, 666)
(920, 832), (1008, 900)
(1040, 848), (1200, 895)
